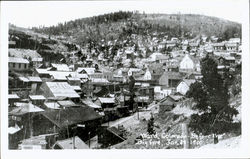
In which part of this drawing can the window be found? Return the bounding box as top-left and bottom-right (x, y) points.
(19, 63), (21, 68)
(13, 63), (15, 68)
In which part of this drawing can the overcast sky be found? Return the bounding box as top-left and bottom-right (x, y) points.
(2, 0), (245, 28)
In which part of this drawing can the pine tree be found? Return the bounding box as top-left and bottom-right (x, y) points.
(187, 55), (238, 142)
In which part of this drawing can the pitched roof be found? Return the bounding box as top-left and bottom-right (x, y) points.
(9, 103), (44, 116)
(148, 63), (164, 75)
(54, 136), (89, 149)
(76, 67), (95, 74)
(81, 99), (101, 109)
(8, 125), (21, 134)
(71, 85), (81, 91)
(8, 94), (20, 99)
(225, 43), (238, 47)
(18, 77), (29, 82)
(28, 76), (42, 82)
(44, 102), (60, 109)
(8, 48), (41, 59)
(29, 95), (46, 100)
(160, 71), (182, 80)
(32, 58), (43, 62)
(41, 107), (102, 128)
(57, 100), (76, 107)
(98, 97), (115, 104)
(50, 63), (70, 72)
(187, 55), (200, 64)
(45, 82), (80, 98)
(212, 43), (225, 47)
(160, 99), (175, 106)
(168, 95), (184, 101)
(9, 57), (29, 64)
(107, 127), (126, 141)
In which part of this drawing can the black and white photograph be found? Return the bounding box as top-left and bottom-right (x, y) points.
(1, 0), (250, 158)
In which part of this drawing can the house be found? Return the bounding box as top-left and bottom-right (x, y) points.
(9, 57), (29, 71)
(81, 99), (102, 110)
(179, 54), (200, 73)
(159, 99), (175, 113)
(128, 68), (142, 76)
(49, 63), (70, 72)
(8, 94), (20, 107)
(135, 96), (150, 108)
(76, 67), (95, 75)
(95, 97), (115, 109)
(39, 82), (80, 102)
(32, 58), (43, 68)
(9, 40), (16, 47)
(159, 94), (184, 113)
(57, 100), (78, 108)
(166, 40), (176, 48)
(9, 102), (45, 143)
(218, 56), (236, 66)
(28, 76), (43, 94)
(44, 102), (60, 110)
(52, 136), (89, 149)
(29, 95), (46, 106)
(147, 63), (165, 82)
(176, 79), (196, 95)
(40, 107), (103, 139)
(149, 52), (168, 63)
(212, 43), (225, 51)
(189, 43), (199, 51)
(225, 43), (239, 52)
(159, 71), (183, 88)
(67, 76), (81, 86)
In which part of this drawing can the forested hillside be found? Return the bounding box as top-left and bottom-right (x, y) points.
(31, 11), (241, 46)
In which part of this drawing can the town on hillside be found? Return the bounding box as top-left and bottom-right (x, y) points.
(7, 11), (242, 150)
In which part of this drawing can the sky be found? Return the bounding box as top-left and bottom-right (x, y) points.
(1, 0), (246, 28)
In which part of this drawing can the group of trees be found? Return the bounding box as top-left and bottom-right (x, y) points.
(187, 55), (239, 142)
(32, 11), (134, 36)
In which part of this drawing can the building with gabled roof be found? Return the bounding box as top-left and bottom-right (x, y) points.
(179, 54), (201, 73)
(39, 82), (80, 99)
(159, 71), (183, 88)
(176, 79), (196, 95)
(9, 57), (29, 71)
(49, 63), (70, 72)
